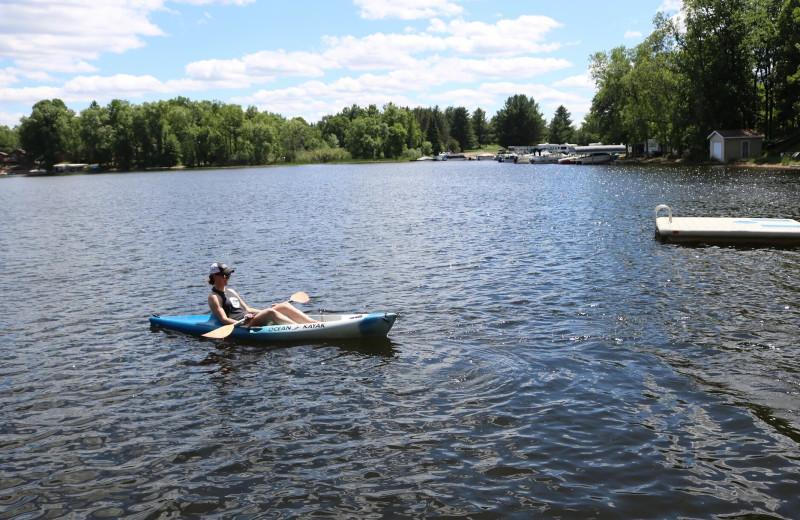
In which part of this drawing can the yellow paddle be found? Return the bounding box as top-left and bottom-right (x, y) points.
(201, 291), (310, 339)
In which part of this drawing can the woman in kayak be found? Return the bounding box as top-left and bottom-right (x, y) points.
(207, 262), (318, 326)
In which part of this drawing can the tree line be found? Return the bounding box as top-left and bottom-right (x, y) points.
(0, 94), (580, 171)
(583, 0), (800, 158)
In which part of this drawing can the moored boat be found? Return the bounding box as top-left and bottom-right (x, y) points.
(150, 312), (397, 341)
(557, 155), (578, 164)
(572, 145), (626, 164)
(531, 152), (561, 164)
(514, 154), (532, 164)
(575, 152), (616, 164)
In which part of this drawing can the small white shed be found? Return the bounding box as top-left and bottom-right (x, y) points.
(707, 130), (764, 162)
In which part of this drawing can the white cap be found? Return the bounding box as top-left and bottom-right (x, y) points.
(209, 262), (234, 276)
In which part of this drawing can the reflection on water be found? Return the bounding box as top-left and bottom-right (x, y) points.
(1, 163), (799, 518)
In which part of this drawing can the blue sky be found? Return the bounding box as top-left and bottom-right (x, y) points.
(0, 0), (682, 129)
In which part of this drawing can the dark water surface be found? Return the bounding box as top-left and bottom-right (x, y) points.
(2, 162), (799, 519)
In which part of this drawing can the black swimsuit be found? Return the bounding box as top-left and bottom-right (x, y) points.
(212, 288), (247, 320)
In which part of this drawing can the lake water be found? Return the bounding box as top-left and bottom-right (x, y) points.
(1, 161), (799, 519)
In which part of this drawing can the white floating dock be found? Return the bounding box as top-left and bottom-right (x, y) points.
(654, 205), (800, 246)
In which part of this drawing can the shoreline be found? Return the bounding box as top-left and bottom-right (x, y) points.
(616, 157), (800, 170)
(460, 152), (800, 170)
(5, 155), (800, 177)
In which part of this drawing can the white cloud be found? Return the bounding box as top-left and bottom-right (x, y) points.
(0, 110), (25, 127)
(431, 15), (563, 55)
(0, 0), (257, 76)
(177, 14), (569, 90)
(426, 81), (593, 123)
(322, 33), (443, 70)
(183, 50), (329, 87)
(658, 0), (683, 12)
(435, 56), (572, 83)
(63, 74), (167, 98)
(178, 0), (255, 5)
(354, 0), (462, 20)
(0, 1), (165, 74)
(624, 30), (643, 40)
(0, 69), (20, 89)
(425, 88), (498, 111)
(0, 85), (62, 105)
(553, 74), (595, 90)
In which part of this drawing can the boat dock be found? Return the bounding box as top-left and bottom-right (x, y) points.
(654, 205), (800, 246)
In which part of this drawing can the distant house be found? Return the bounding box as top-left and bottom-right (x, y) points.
(1, 149), (31, 164)
(708, 130), (764, 162)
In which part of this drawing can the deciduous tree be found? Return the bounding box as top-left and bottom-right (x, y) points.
(18, 99), (76, 168)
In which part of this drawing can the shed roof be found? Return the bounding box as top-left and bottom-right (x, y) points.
(707, 129), (764, 140)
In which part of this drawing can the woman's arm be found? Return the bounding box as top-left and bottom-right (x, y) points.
(208, 292), (236, 324)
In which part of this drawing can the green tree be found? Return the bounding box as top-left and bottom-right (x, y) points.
(0, 125), (19, 152)
(164, 103), (196, 167)
(674, 0), (755, 137)
(163, 133), (180, 167)
(589, 46), (632, 146)
(107, 99), (135, 170)
(345, 116), (382, 159)
(747, 0), (782, 139)
(446, 106), (474, 151)
(384, 123), (407, 158)
(218, 103), (245, 164)
(547, 105), (575, 144)
(241, 114), (277, 165)
(492, 94), (546, 148)
(424, 113), (443, 155)
(773, 0), (800, 132)
(282, 117), (318, 162)
(402, 109), (423, 151)
(18, 99), (76, 168)
(197, 100), (224, 166)
(320, 114), (351, 149)
(471, 108), (490, 147)
(573, 114), (601, 145)
(78, 101), (113, 166)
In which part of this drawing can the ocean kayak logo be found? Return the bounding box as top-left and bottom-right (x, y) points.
(229, 297), (242, 309)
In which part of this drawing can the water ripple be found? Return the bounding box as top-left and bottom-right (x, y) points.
(2, 165), (800, 518)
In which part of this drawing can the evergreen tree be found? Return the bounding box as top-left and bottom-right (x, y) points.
(471, 108), (490, 147)
(547, 105), (575, 144)
(446, 106), (474, 151)
(493, 94), (546, 147)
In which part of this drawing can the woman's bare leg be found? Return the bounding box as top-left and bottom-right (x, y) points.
(272, 302), (318, 323)
(250, 307), (295, 326)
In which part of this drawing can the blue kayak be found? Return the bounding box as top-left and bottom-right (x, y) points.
(150, 312), (397, 341)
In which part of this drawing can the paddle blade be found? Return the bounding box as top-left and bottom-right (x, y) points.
(290, 291), (310, 304)
(201, 323), (235, 339)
